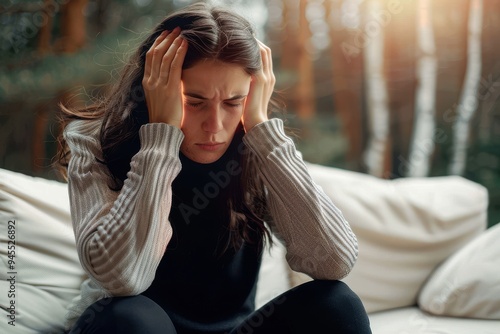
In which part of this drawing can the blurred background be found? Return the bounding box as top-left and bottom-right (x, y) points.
(0, 0), (499, 227)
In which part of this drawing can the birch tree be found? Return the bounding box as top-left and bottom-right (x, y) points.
(326, 0), (364, 169)
(449, 0), (483, 175)
(209, 0), (268, 39)
(363, 0), (390, 178)
(407, 0), (437, 177)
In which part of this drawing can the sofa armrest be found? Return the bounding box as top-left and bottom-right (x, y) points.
(0, 168), (85, 333)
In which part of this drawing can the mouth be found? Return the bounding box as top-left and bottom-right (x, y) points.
(196, 142), (225, 151)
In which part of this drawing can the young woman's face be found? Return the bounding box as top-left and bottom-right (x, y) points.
(180, 60), (251, 163)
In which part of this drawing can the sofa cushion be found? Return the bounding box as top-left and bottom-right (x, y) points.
(368, 307), (500, 334)
(0, 168), (85, 333)
(418, 222), (500, 319)
(288, 163), (488, 314)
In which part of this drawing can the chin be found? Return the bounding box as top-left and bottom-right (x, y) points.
(186, 152), (224, 164)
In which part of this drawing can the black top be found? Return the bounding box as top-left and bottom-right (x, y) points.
(143, 130), (263, 334)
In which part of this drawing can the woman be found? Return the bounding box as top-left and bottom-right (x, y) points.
(58, 2), (371, 333)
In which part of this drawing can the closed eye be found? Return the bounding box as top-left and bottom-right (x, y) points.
(224, 97), (245, 108)
(186, 101), (204, 108)
(224, 102), (242, 108)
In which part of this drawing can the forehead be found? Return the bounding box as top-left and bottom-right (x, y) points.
(181, 60), (251, 96)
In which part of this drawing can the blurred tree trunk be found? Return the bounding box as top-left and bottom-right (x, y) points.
(295, 0), (315, 119)
(407, 0), (437, 177)
(432, 0), (469, 175)
(477, 0), (500, 143)
(56, 0), (88, 53)
(280, 0), (299, 114)
(450, 0), (483, 175)
(325, 0), (364, 171)
(384, 0), (416, 178)
(33, 0), (88, 173)
(280, 0), (298, 70)
(37, 0), (55, 54)
(362, 0), (391, 178)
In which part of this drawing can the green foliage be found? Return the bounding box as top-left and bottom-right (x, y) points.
(0, 0), (179, 102)
(465, 139), (500, 228)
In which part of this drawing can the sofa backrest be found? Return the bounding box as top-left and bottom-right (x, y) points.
(287, 162), (488, 314)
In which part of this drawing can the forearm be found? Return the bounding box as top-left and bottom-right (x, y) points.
(66, 121), (184, 295)
(243, 118), (358, 280)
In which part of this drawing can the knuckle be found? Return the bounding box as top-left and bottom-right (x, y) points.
(143, 78), (156, 89)
(170, 56), (182, 69)
(152, 48), (163, 56)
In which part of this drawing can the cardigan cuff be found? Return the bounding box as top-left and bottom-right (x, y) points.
(139, 123), (184, 157)
(242, 118), (294, 157)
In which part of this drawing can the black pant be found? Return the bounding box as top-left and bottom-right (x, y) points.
(68, 280), (372, 334)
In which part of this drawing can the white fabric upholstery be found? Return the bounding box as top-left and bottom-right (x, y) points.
(369, 307), (500, 334)
(418, 222), (500, 319)
(0, 169), (84, 333)
(295, 163), (488, 313)
(255, 235), (290, 308)
(0, 165), (497, 333)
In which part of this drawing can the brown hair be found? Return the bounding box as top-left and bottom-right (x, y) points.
(56, 2), (275, 253)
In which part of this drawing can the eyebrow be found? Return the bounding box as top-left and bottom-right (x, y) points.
(183, 92), (247, 101)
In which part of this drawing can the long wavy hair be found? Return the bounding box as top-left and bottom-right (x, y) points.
(56, 2), (277, 254)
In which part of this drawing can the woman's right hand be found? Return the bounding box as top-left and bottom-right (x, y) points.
(142, 27), (188, 128)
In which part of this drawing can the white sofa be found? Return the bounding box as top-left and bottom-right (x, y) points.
(1, 164), (499, 333)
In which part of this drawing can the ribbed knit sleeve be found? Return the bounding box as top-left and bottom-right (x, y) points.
(64, 119), (184, 296)
(243, 118), (358, 280)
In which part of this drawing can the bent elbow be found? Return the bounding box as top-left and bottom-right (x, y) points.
(286, 242), (358, 281)
(77, 238), (153, 297)
(101, 275), (152, 296)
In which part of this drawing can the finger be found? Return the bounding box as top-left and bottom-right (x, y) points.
(259, 41), (276, 88)
(165, 38), (188, 89)
(151, 27), (181, 78)
(144, 30), (168, 78)
(159, 36), (185, 80)
(258, 40), (273, 79)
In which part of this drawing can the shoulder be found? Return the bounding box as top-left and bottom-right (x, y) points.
(63, 118), (104, 156)
(64, 118), (102, 139)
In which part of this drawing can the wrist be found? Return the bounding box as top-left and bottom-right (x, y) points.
(244, 115), (268, 133)
(149, 114), (182, 129)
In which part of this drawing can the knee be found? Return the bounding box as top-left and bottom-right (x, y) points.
(292, 280), (368, 318)
(291, 280), (371, 333)
(72, 295), (176, 334)
(107, 296), (156, 319)
(316, 280), (363, 305)
(106, 296), (176, 329)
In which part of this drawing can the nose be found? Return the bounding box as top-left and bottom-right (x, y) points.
(202, 104), (223, 134)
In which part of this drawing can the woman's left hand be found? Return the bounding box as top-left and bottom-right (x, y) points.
(242, 40), (276, 132)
